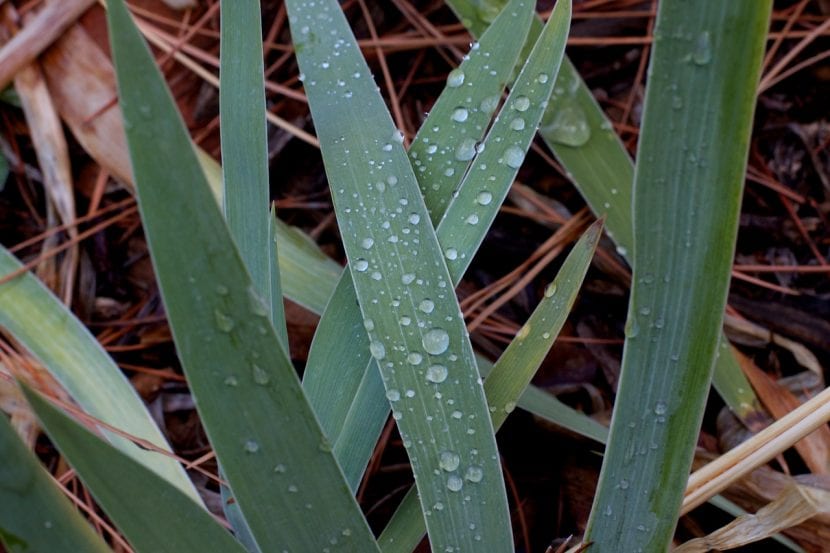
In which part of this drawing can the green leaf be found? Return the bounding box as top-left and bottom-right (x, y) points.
(0, 404), (111, 553)
(302, 0), (535, 452)
(443, 0), (762, 426)
(106, 1), (379, 551)
(286, 0), (531, 548)
(20, 385), (248, 553)
(0, 246), (199, 502)
(584, 3), (772, 551)
(219, 0), (270, 305)
(379, 219), (602, 553)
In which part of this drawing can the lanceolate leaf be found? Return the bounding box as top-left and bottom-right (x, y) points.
(379, 220), (602, 553)
(286, 0), (515, 549)
(302, 0), (534, 451)
(21, 386), (248, 553)
(0, 403), (111, 553)
(584, 3), (772, 551)
(106, 1), (378, 550)
(303, 0), (571, 495)
(0, 246), (199, 502)
(443, 0), (762, 424)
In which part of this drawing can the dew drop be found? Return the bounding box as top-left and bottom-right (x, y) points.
(537, 72), (549, 84)
(455, 138), (477, 161)
(426, 364), (448, 383)
(544, 282), (558, 297)
(408, 213), (420, 225)
(215, 284), (229, 296)
(386, 389), (401, 401)
(392, 129), (405, 143)
(407, 352), (423, 365)
(465, 465), (484, 483)
(248, 286), (269, 317)
(224, 375), (239, 387)
(446, 68), (465, 88)
(400, 315), (412, 326)
(422, 328), (450, 355)
(445, 248), (459, 261)
(509, 117), (525, 131)
(369, 341), (386, 360)
(543, 103), (591, 147)
(451, 107), (469, 123)
(214, 310), (235, 333)
(479, 95), (499, 115)
(504, 401), (517, 414)
(401, 273), (416, 285)
(654, 401), (668, 415)
(354, 259), (369, 272)
(244, 440), (260, 453)
(252, 364), (270, 385)
(439, 451), (461, 472)
(447, 474), (464, 492)
(361, 237), (374, 250)
(363, 318), (375, 331)
(503, 146), (525, 169)
(465, 213), (480, 225)
(512, 96), (530, 112)
(419, 299), (435, 313)
(451, 410), (463, 419)
(692, 31), (712, 65)
(475, 191), (493, 205)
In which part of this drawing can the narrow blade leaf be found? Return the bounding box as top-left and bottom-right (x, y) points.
(21, 386), (248, 553)
(106, 1), (378, 550)
(584, 3), (772, 550)
(0, 403), (111, 553)
(0, 246), (198, 501)
(286, 0), (514, 548)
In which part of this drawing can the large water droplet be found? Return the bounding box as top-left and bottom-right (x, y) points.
(503, 146), (525, 169)
(401, 273), (416, 285)
(386, 389), (401, 401)
(439, 451), (460, 472)
(214, 310), (235, 333)
(480, 95), (499, 115)
(509, 117), (525, 131)
(426, 364), (448, 383)
(543, 103), (591, 147)
(252, 364), (270, 385)
(537, 72), (549, 84)
(369, 341), (386, 360)
(451, 107), (469, 123)
(419, 299), (435, 314)
(407, 352), (423, 365)
(544, 282), (558, 297)
(465, 465), (484, 483)
(361, 237), (374, 250)
(692, 31), (712, 65)
(512, 96), (530, 112)
(354, 259), (369, 272)
(446, 68), (465, 88)
(455, 138), (477, 161)
(476, 191), (493, 205)
(422, 328), (450, 355)
(447, 474), (464, 492)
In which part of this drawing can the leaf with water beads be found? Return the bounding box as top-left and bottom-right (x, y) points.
(286, 0), (515, 550)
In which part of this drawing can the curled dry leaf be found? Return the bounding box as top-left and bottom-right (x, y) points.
(676, 484), (830, 552)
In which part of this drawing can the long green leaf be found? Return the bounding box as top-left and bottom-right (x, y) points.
(584, 3), (772, 551)
(287, 0), (519, 549)
(106, 1), (378, 550)
(303, 0), (570, 496)
(20, 386), (248, 553)
(0, 246), (198, 502)
(379, 220), (602, 553)
(444, 0), (762, 424)
(302, 0), (534, 449)
(219, 0), (288, 346)
(0, 404), (111, 553)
